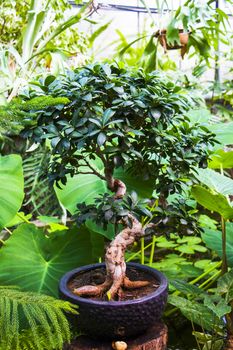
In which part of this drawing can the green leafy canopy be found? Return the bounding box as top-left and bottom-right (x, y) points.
(19, 62), (217, 233)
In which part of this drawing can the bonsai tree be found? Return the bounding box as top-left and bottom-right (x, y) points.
(20, 62), (216, 299)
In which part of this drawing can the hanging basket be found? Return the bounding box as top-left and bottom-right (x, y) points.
(155, 29), (189, 58)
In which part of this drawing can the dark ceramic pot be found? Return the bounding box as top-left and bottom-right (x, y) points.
(59, 262), (168, 339)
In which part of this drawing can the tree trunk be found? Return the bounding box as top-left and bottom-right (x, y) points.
(225, 334), (233, 349)
(73, 178), (150, 299)
(104, 214), (148, 298)
(64, 322), (168, 350)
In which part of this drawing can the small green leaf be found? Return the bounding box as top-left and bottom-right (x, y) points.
(157, 239), (178, 248)
(97, 132), (107, 146)
(102, 108), (115, 125)
(82, 93), (92, 102)
(176, 245), (195, 254)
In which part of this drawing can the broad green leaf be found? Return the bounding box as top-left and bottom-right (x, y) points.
(176, 245), (207, 254)
(192, 331), (212, 343)
(149, 254), (201, 280)
(115, 167), (153, 199)
(217, 269), (233, 302)
(178, 264), (202, 278)
(208, 122), (233, 147)
(38, 216), (60, 224)
(202, 223), (233, 267)
(55, 159), (107, 213)
(195, 168), (233, 196)
(176, 246), (195, 254)
(88, 21), (112, 46)
(156, 240), (178, 248)
(202, 340), (224, 350)
(22, 1), (46, 62)
(166, 19), (180, 45)
(35, 0), (93, 55)
(186, 108), (211, 125)
(204, 295), (231, 318)
(176, 237), (202, 244)
(170, 279), (203, 296)
(86, 220), (115, 240)
(192, 185), (233, 220)
(198, 214), (218, 230)
(6, 212), (32, 228)
(0, 224), (104, 297)
(55, 159), (153, 239)
(208, 149), (233, 169)
(0, 155), (24, 228)
(168, 295), (224, 331)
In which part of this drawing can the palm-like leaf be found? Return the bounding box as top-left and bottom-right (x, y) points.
(23, 146), (62, 216)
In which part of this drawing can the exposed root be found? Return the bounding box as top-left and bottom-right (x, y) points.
(73, 278), (112, 297)
(73, 276), (150, 298)
(123, 277), (150, 289)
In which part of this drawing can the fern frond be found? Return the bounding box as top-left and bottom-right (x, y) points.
(0, 96), (70, 139)
(0, 287), (78, 350)
(0, 105), (24, 138)
(0, 326), (71, 350)
(17, 96), (70, 111)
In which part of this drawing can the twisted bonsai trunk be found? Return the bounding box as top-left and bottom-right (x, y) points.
(225, 312), (233, 350)
(226, 335), (233, 349)
(73, 174), (151, 300)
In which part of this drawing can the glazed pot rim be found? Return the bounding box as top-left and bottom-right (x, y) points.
(59, 262), (168, 306)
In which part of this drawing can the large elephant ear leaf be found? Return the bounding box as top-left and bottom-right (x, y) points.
(54, 159), (153, 240)
(0, 223), (104, 297)
(192, 185), (233, 220)
(195, 168), (233, 196)
(0, 154), (24, 228)
(202, 223), (233, 268)
(55, 159), (153, 215)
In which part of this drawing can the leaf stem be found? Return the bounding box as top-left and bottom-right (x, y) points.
(126, 242), (153, 262)
(16, 212), (31, 224)
(219, 164), (228, 275)
(141, 237), (145, 264)
(4, 227), (12, 235)
(221, 216), (228, 275)
(149, 235), (156, 266)
(189, 261), (222, 285)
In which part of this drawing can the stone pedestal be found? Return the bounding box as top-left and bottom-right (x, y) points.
(64, 323), (168, 350)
